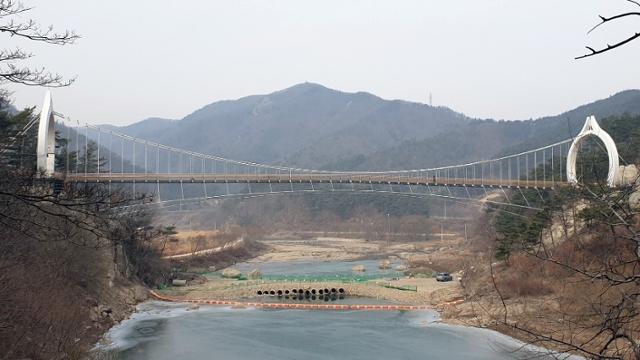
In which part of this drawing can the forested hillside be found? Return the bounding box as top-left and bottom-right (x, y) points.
(329, 90), (640, 170)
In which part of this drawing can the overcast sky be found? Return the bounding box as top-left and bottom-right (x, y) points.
(5, 0), (640, 125)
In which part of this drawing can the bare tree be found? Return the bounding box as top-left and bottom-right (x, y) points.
(577, 0), (640, 59)
(158, 225), (177, 256)
(0, 0), (79, 86)
(189, 235), (206, 256)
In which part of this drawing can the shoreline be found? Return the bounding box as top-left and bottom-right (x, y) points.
(153, 256), (464, 315)
(156, 235), (465, 313)
(149, 290), (432, 311)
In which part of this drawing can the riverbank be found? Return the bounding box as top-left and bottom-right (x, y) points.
(155, 276), (462, 308)
(251, 234), (468, 265)
(154, 235), (466, 313)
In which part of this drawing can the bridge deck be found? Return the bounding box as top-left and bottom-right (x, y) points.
(59, 173), (559, 189)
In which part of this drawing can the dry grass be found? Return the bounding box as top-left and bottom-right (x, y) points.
(498, 254), (553, 298)
(174, 230), (221, 240)
(158, 230), (223, 256)
(169, 237), (263, 271)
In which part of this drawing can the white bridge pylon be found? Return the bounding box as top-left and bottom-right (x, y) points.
(566, 116), (619, 187)
(36, 90), (56, 176)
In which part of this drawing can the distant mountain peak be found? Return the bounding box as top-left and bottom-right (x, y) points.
(282, 82), (327, 91)
(272, 82), (336, 97)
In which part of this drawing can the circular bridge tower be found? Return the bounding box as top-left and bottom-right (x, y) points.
(566, 116), (619, 187)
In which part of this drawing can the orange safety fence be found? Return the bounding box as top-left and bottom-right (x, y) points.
(149, 290), (431, 311)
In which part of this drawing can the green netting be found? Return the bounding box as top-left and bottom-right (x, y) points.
(260, 273), (395, 283)
(379, 284), (417, 291)
(203, 270), (405, 284)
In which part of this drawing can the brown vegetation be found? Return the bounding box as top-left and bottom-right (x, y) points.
(168, 237), (262, 273)
(157, 225), (248, 257)
(450, 184), (640, 359)
(0, 174), (156, 358)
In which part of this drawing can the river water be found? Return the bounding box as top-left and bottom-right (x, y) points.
(100, 301), (577, 360)
(99, 259), (580, 359)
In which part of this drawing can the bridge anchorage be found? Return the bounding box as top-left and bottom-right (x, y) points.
(34, 91), (626, 210)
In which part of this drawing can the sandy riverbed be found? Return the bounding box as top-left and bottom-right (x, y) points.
(159, 235), (466, 307)
(248, 237), (383, 262)
(249, 235), (466, 263)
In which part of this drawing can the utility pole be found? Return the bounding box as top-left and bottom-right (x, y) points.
(443, 200), (447, 219)
(386, 213), (391, 247)
(441, 200), (446, 241)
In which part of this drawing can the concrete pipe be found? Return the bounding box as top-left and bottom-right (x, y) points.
(338, 288), (345, 294)
(284, 290), (290, 295)
(311, 289), (317, 295)
(298, 289), (303, 295)
(304, 290), (311, 296)
(324, 288), (329, 294)
(330, 288), (337, 294)
(257, 291), (263, 295)
(277, 290), (283, 296)
(269, 290), (276, 296)
(292, 289), (298, 294)
(318, 289), (324, 295)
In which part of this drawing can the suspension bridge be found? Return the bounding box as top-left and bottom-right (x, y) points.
(32, 91), (625, 209)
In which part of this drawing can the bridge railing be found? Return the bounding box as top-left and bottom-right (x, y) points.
(53, 119), (574, 190)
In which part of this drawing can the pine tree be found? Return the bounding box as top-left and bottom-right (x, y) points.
(77, 141), (107, 173)
(54, 131), (78, 173)
(0, 103), (37, 171)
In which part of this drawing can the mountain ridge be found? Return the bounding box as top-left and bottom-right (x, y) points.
(328, 89), (640, 171)
(102, 84), (640, 171)
(104, 82), (472, 167)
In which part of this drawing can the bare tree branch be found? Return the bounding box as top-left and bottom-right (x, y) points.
(577, 2), (640, 59)
(576, 33), (640, 60)
(626, 0), (640, 8)
(0, 0), (78, 86)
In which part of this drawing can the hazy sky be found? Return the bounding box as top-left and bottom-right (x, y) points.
(5, 0), (640, 126)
